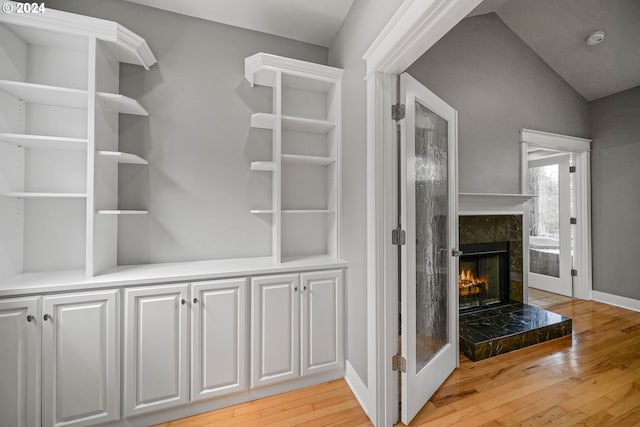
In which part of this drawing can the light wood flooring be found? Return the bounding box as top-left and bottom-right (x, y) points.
(157, 297), (640, 427)
(527, 287), (573, 308)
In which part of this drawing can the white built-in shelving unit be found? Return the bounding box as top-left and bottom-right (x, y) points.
(0, 3), (156, 279)
(245, 53), (343, 263)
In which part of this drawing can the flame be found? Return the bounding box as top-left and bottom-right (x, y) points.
(458, 269), (488, 295)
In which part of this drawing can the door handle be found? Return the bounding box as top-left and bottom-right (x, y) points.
(451, 249), (463, 257)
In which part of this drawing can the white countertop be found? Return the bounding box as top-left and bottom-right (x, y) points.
(0, 255), (348, 297)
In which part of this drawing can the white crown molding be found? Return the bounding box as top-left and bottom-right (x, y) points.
(0, 1), (156, 69)
(521, 128), (592, 152)
(362, 0), (483, 77)
(245, 52), (343, 87)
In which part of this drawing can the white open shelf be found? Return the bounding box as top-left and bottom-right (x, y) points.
(245, 53), (343, 264)
(282, 154), (335, 166)
(283, 116), (335, 134)
(96, 210), (148, 215)
(0, 133), (88, 150)
(0, 80), (87, 108)
(251, 209), (333, 214)
(1, 192), (87, 199)
(0, 81), (148, 116)
(250, 161), (275, 172)
(250, 113), (335, 134)
(97, 151), (148, 164)
(251, 113), (276, 129)
(97, 92), (149, 116)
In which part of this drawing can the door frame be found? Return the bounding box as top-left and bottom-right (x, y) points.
(362, 0), (483, 425)
(520, 128), (593, 301)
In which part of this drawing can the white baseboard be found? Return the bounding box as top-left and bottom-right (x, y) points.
(592, 290), (640, 312)
(344, 360), (369, 416)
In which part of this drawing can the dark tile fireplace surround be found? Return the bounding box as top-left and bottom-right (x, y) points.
(458, 215), (572, 361)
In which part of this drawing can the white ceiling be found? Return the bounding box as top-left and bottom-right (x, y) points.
(469, 0), (640, 101)
(120, 0), (354, 47)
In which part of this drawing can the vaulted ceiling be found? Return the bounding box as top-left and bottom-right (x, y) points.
(120, 0), (354, 47)
(470, 0), (640, 101)
(120, 0), (639, 101)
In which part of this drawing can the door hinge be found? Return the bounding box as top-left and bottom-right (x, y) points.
(392, 354), (406, 373)
(571, 269), (578, 277)
(570, 166), (576, 173)
(570, 217), (577, 224)
(392, 103), (405, 121)
(392, 228), (406, 246)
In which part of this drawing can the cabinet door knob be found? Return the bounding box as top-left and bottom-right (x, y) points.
(193, 298), (199, 304)
(303, 286), (307, 291)
(181, 299), (187, 305)
(26, 315), (35, 323)
(294, 287), (298, 292)
(43, 314), (51, 321)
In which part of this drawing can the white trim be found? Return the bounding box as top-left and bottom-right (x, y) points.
(363, 0), (483, 424)
(0, 2), (156, 69)
(573, 152), (593, 300)
(363, 0), (483, 76)
(345, 361), (369, 416)
(520, 129), (593, 301)
(592, 291), (640, 312)
(458, 193), (535, 213)
(521, 129), (591, 152)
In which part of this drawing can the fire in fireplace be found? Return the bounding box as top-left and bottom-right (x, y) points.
(459, 241), (510, 312)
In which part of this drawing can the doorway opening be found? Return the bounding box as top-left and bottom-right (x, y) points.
(521, 129), (592, 304)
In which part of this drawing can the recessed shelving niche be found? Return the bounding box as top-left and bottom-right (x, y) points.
(0, 7), (156, 280)
(245, 53), (343, 263)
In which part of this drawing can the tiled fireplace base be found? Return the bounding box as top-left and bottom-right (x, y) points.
(459, 303), (572, 361)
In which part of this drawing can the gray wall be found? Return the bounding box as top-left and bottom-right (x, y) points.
(407, 13), (590, 193)
(329, 0), (404, 384)
(46, 0), (328, 264)
(589, 86), (640, 300)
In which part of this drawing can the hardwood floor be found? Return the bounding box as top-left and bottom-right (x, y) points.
(157, 299), (640, 426)
(528, 288), (573, 308)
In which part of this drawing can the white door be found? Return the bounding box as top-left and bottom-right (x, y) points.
(42, 290), (119, 427)
(124, 284), (189, 416)
(400, 73), (459, 424)
(300, 270), (344, 376)
(191, 278), (247, 401)
(251, 273), (300, 387)
(0, 297), (40, 427)
(528, 154), (572, 296)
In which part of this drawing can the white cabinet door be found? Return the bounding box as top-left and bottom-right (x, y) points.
(251, 274), (300, 387)
(42, 290), (119, 427)
(191, 278), (247, 401)
(0, 297), (40, 427)
(124, 284), (189, 417)
(300, 270), (344, 376)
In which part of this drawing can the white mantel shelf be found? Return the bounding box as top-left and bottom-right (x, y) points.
(0, 255), (348, 297)
(458, 193), (536, 216)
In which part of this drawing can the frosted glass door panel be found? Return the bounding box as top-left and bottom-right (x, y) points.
(414, 102), (449, 371)
(529, 164), (560, 277)
(401, 73), (458, 424)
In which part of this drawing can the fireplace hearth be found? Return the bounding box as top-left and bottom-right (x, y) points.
(459, 241), (510, 312)
(458, 215), (572, 362)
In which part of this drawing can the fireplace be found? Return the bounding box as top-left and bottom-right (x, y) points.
(459, 241), (510, 312)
